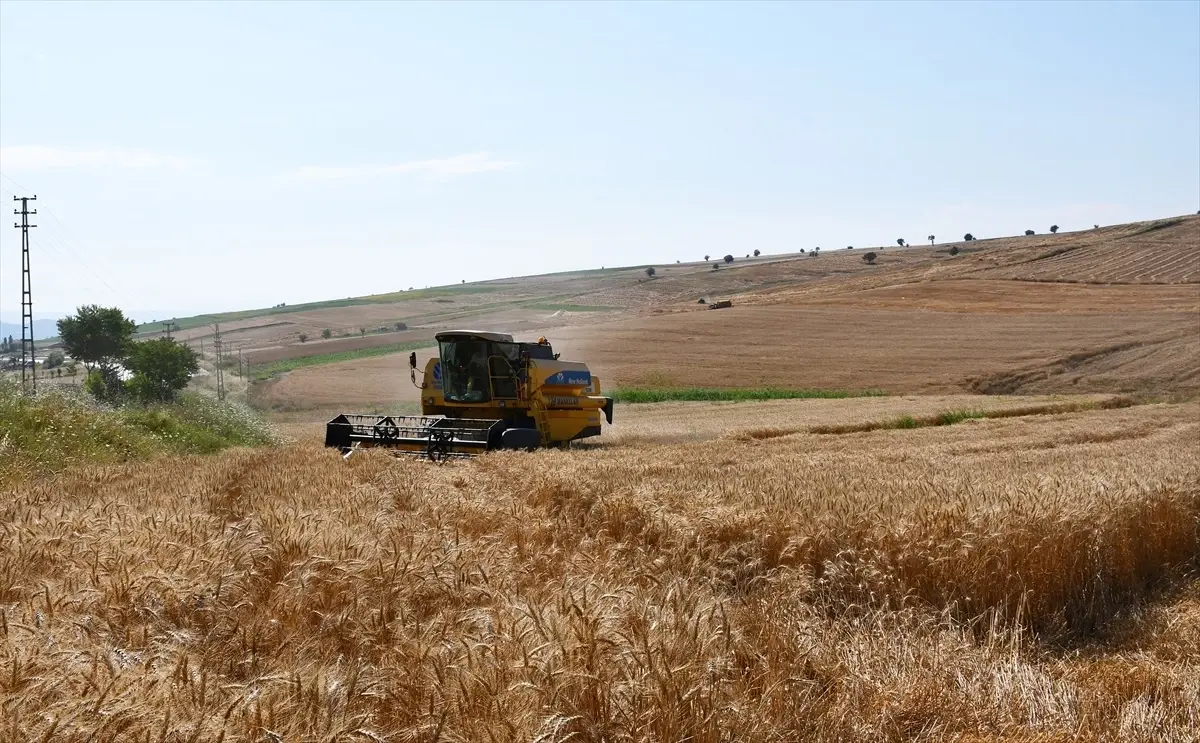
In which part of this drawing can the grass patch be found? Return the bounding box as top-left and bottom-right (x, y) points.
(250, 341), (435, 380)
(0, 381), (274, 485)
(611, 387), (887, 404)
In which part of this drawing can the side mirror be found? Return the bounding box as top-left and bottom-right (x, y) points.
(409, 351), (417, 369)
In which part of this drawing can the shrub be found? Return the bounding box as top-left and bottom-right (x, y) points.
(321, 328), (332, 339)
(964, 233), (975, 241)
(862, 252), (877, 264)
(298, 333), (309, 343)
(712, 263), (720, 271)
(645, 266), (656, 278)
(1025, 229), (1035, 236)
(724, 254), (734, 264)
(846, 246), (853, 250)
(949, 246), (960, 255)
(394, 322), (408, 331)
(44, 350), (65, 369)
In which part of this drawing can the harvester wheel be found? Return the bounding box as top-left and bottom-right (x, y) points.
(427, 429), (453, 463)
(373, 417), (400, 442)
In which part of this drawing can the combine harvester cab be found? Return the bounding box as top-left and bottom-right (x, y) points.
(325, 330), (613, 461)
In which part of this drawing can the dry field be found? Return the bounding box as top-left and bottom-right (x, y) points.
(248, 215), (1199, 413)
(3, 396), (1198, 742)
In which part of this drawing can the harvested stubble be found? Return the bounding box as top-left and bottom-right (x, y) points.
(2, 401), (1198, 741)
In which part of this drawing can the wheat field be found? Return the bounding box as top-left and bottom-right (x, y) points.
(3, 396), (1198, 742)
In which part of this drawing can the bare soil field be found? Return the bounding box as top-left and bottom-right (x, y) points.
(4, 398), (1197, 741)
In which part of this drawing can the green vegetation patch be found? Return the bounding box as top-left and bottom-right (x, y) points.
(611, 387), (887, 404)
(0, 381), (274, 485)
(250, 341), (436, 380)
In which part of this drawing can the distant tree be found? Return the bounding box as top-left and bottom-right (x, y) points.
(847, 246), (853, 250)
(645, 266), (656, 278)
(704, 254), (710, 261)
(897, 239), (906, 247)
(1025, 229), (1035, 236)
(44, 350), (65, 369)
(862, 252), (878, 264)
(799, 248), (806, 253)
(125, 338), (200, 403)
(321, 328), (332, 339)
(712, 263), (720, 271)
(724, 254), (734, 264)
(676, 260), (681, 263)
(394, 322), (407, 331)
(753, 249), (761, 257)
(57, 304), (137, 401)
(359, 328), (366, 337)
(66, 361), (78, 377)
(928, 235), (935, 246)
(1094, 224), (1099, 229)
(299, 333), (309, 343)
(949, 246), (960, 256)
(964, 233), (975, 241)
(1050, 225), (1059, 234)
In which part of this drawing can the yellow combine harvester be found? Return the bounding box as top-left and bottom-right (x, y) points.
(324, 330), (613, 461)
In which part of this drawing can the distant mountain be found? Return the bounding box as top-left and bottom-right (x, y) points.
(0, 319), (61, 341)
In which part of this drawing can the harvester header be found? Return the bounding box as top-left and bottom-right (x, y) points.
(325, 330), (613, 461)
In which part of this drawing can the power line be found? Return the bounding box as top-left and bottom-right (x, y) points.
(13, 194), (37, 394)
(0, 175), (129, 305)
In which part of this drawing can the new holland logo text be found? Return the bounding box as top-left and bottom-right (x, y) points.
(549, 396), (580, 407)
(546, 370), (591, 386)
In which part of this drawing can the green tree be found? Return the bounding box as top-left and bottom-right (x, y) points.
(1050, 224), (1059, 234)
(949, 246), (960, 256)
(753, 249), (761, 257)
(862, 252), (877, 264)
(44, 350), (65, 369)
(1025, 229), (1035, 236)
(125, 338), (200, 403)
(321, 328), (332, 339)
(57, 305), (137, 401)
(645, 266), (656, 278)
(723, 254), (734, 264)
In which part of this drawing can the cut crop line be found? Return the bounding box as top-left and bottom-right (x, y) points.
(808, 397), (1136, 435)
(610, 387), (888, 404)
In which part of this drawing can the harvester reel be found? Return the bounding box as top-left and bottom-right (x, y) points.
(426, 429), (453, 463)
(373, 417), (400, 442)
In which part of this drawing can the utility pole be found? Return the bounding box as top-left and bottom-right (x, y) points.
(13, 195), (37, 394)
(211, 322), (226, 401)
(238, 348), (244, 378)
(162, 321), (179, 340)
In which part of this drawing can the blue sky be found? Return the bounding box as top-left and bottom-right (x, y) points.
(1, 0), (1197, 320)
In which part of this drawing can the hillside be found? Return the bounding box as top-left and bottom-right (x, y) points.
(230, 215), (1199, 416)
